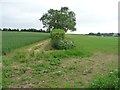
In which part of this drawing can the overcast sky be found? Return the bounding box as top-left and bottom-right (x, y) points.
(0, 0), (119, 34)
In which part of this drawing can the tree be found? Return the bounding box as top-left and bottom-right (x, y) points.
(3, 28), (8, 31)
(96, 32), (101, 36)
(40, 7), (76, 32)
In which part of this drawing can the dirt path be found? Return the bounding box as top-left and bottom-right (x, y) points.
(27, 39), (50, 54)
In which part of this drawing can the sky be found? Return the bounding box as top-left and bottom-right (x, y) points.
(0, 0), (119, 34)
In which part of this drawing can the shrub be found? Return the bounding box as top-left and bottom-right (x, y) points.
(51, 39), (75, 50)
(53, 39), (75, 50)
(89, 69), (119, 89)
(50, 29), (75, 50)
(50, 29), (65, 40)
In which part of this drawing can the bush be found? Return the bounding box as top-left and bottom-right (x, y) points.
(50, 29), (65, 40)
(57, 39), (74, 49)
(50, 29), (75, 50)
(51, 39), (75, 50)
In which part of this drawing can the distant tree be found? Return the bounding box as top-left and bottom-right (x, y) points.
(39, 29), (43, 32)
(12, 29), (18, 31)
(118, 33), (120, 36)
(3, 28), (8, 31)
(8, 28), (11, 31)
(40, 7), (76, 32)
(108, 33), (114, 36)
(96, 32), (101, 36)
(16, 29), (19, 31)
(21, 29), (27, 32)
(89, 32), (95, 35)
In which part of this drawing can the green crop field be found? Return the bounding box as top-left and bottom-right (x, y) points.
(2, 31), (49, 54)
(2, 32), (119, 88)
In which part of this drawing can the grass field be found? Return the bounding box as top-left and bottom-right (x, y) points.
(66, 34), (118, 54)
(2, 32), (119, 88)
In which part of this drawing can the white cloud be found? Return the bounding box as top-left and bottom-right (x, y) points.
(0, 0), (119, 33)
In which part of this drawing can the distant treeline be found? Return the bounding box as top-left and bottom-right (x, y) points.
(0, 28), (49, 33)
(0, 28), (119, 37)
(87, 32), (120, 37)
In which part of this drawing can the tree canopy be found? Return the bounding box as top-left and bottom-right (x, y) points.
(40, 7), (76, 32)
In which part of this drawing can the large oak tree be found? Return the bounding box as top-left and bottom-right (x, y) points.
(40, 7), (76, 32)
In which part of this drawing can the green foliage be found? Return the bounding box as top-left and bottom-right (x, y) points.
(3, 68), (13, 78)
(13, 51), (27, 63)
(57, 39), (75, 49)
(89, 69), (119, 89)
(19, 67), (27, 74)
(50, 29), (65, 40)
(36, 48), (91, 60)
(32, 60), (59, 75)
(40, 7), (76, 32)
(51, 39), (75, 50)
(47, 57), (60, 66)
(29, 50), (35, 57)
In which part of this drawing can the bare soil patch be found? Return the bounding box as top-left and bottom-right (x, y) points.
(60, 51), (118, 86)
